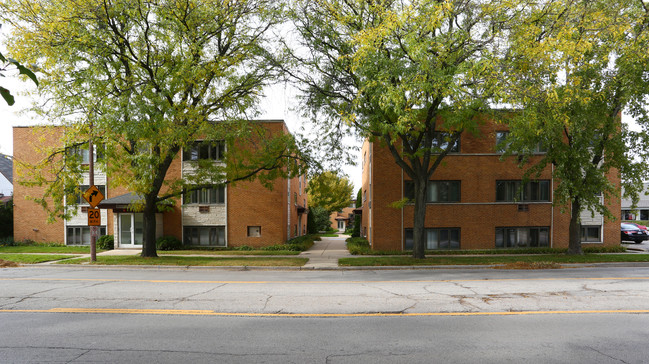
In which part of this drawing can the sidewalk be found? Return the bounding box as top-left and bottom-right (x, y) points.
(299, 234), (352, 268)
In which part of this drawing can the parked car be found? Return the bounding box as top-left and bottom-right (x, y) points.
(621, 223), (649, 243)
(625, 222), (648, 232)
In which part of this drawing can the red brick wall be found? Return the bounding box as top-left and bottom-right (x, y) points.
(14, 121), (305, 248)
(367, 121), (622, 251)
(13, 126), (66, 243)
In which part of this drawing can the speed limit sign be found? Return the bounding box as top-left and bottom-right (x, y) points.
(88, 208), (101, 226)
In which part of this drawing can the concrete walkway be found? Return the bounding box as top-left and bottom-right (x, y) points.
(299, 234), (353, 268)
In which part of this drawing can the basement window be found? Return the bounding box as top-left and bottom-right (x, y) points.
(247, 226), (261, 237)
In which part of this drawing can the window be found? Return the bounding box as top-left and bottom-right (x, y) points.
(404, 228), (460, 250)
(431, 132), (460, 153)
(183, 140), (225, 161)
(404, 181), (460, 202)
(496, 180), (550, 202)
(183, 186), (225, 204)
(248, 226), (261, 237)
(495, 131), (545, 153)
(495, 131), (510, 152)
(294, 192), (297, 205)
(184, 226), (226, 246)
(68, 144), (104, 165)
(66, 226), (106, 245)
(70, 185), (106, 205)
(581, 225), (601, 242)
(495, 227), (549, 248)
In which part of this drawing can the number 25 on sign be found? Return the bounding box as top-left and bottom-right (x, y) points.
(88, 208), (101, 226)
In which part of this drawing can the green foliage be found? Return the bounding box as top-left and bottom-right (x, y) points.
(288, 0), (513, 258)
(96, 235), (114, 250)
(0, 237), (16, 246)
(346, 237), (371, 255)
(346, 242), (625, 256)
(156, 236), (183, 251)
(306, 207), (318, 234)
(355, 188), (362, 208)
(271, 234), (317, 251)
(498, 0), (649, 254)
(0, 200), (13, 238)
(308, 205), (331, 233)
(2, 0), (307, 256)
(0, 40), (38, 106)
(307, 171), (353, 212)
(234, 245), (255, 251)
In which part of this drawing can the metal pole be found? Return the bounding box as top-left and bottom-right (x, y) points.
(89, 138), (96, 262)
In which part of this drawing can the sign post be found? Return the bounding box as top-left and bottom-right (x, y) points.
(83, 137), (104, 261)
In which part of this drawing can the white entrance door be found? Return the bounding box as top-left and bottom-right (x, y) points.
(119, 213), (144, 247)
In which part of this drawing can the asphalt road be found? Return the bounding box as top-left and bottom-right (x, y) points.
(1, 265), (649, 362)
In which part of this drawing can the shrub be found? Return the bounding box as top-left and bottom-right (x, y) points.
(156, 236), (183, 251)
(346, 237), (371, 255)
(97, 235), (114, 250)
(261, 234), (317, 252)
(234, 245), (254, 251)
(0, 237), (16, 247)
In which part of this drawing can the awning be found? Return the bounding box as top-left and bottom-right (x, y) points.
(98, 192), (173, 213)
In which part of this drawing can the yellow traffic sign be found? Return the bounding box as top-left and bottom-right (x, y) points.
(88, 208), (101, 226)
(83, 185), (104, 208)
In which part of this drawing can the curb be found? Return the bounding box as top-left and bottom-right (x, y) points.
(17, 261), (649, 271)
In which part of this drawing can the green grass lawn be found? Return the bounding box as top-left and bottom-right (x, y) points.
(0, 246), (100, 254)
(0, 254), (79, 264)
(339, 254), (649, 266)
(57, 255), (309, 266)
(318, 233), (338, 237)
(158, 250), (301, 256)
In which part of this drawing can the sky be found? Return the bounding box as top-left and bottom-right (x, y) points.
(0, 74), (365, 191)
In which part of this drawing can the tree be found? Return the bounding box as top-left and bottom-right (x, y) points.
(351, 187), (362, 237)
(0, 24), (37, 106)
(306, 171), (354, 213)
(3, 0), (305, 257)
(499, 0), (649, 254)
(307, 205), (331, 233)
(287, 0), (513, 258)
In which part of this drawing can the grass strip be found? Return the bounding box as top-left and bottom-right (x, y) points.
(57, 255), (309, 267)
(318, 233), (339, 238)
(0, 254), (79, 264)
(339, 254), (649, 266)
(158, 250), (301, 256)
(0, 246), (99, 254)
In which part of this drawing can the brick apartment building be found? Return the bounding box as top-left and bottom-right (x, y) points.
(329, 201), (356, 232)
(360, 120), (620, 251)
(13, 120), (308, 248)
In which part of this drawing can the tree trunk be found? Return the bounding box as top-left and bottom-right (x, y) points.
(411, 178), (428, 259)
(567, 198), (583, 255)
(140, 194), (158, 258)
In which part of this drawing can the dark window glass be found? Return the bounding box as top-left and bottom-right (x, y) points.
(404, 228), (460, 250)
(495, 227), (550, 248)
(66, 226), (106, 245)
(581, 225), (601, 242)
(183, 140), (225, 161)
(404, 181), (460, 202)
(496, 180), (550, 202)
(183, 226), (226, 246)
(183, 186), (225, 204)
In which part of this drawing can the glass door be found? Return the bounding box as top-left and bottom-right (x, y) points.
(119, 213), (144, 247)
(120, 214), (133, 246)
